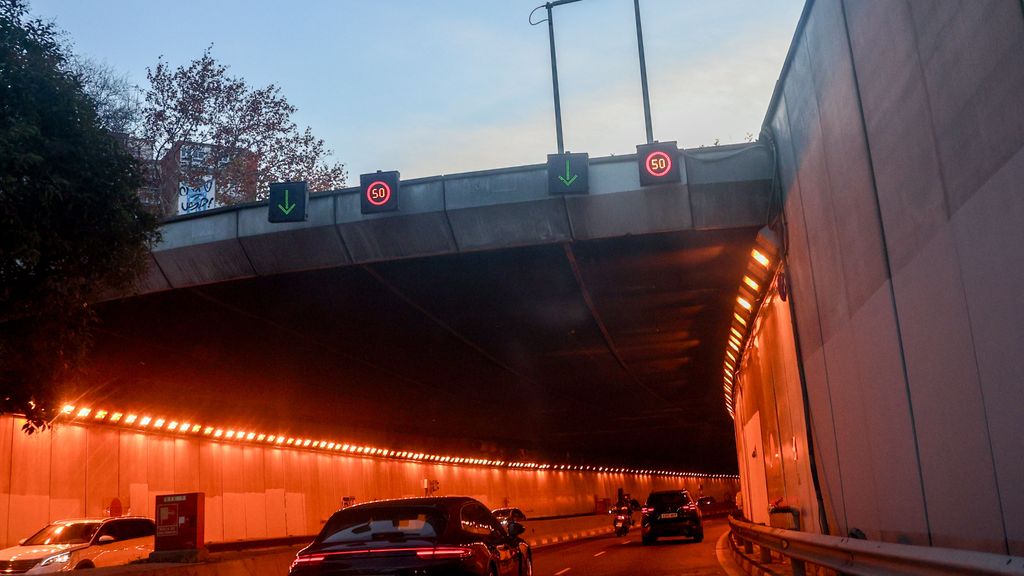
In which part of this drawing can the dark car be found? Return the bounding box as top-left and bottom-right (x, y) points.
(290, 496), (532, 576)
(696, 496), (716, 508)
(491, 507), (527, 527)
(641, 490), (703, 545)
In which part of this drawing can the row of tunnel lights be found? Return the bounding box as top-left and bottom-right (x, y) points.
(723, 243), (776, 419)
(57, 405), (737, 479)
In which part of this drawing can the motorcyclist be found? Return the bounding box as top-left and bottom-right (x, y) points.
(612, 494), (635, 535)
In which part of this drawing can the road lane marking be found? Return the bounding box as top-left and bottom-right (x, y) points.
(554, 568), (572, 575)
(593, 551), (606, 557)
(621, 539), (632, 545)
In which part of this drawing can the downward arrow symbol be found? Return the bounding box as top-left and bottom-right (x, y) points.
(559, 158), (579, 186)
(278, 189), (296, 215)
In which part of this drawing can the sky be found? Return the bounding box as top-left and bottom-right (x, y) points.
(30, 0), (805, 181)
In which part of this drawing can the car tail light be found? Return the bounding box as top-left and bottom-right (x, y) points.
(641, 507), (652, 514)
(416, 547), (472, 559)
(290, 554), (326, 570)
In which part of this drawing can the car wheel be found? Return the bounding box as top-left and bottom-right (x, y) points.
(693, 532), (704, 543)
(642, 535), (656, 545)
(74, 561), (95, 570)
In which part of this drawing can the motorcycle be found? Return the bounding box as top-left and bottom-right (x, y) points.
(613, 508), (633, 536)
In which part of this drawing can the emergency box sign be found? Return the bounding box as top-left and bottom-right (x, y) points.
(155, 492), (205, 551)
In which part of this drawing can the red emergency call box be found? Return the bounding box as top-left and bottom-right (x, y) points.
(155, 492), (205, 551)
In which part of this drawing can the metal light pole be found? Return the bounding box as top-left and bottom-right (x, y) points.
(532, 0), (583, 154)
(634, 0), (654, 144)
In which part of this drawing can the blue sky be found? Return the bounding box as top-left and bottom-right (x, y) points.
(31, 0), (804, 180)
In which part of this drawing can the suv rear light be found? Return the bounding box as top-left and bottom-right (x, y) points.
(641, 507), (652, 514)
(416, 547), (472, 559)
(290, 554), (326, 570)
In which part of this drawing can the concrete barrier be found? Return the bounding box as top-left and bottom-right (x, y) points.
(522, 513), (618, 548)
(87, 546), (301, 576)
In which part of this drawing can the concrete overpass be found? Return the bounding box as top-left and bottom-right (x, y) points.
(59, 143), (773, 474)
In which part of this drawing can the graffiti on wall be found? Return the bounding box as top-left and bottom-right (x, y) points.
(178, 178), (217, 215)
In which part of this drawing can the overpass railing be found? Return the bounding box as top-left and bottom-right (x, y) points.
(728, 516), (1024, 576)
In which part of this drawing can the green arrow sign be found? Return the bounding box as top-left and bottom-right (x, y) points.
(277, 189), (296, 215)
(268, 181), (308, 222)
(546, 153), (588, 195)
(559, 158), (579, 186)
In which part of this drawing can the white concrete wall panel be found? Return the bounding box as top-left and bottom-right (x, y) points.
(49, 425), (86, 521)
(173, 437), (200, 493)
(85, 428), (118, 518)
(198, 441), (224, 543)
(774, 100), (823, 356)
(908, 0), (1024, 212)
(147, 435), (175, 510)
(843, 0), (949, 274)
(821, 329), (878, 539)
(782, 41), (850, 343)
(952, 145), (1024, 555)
(118, 431), (147, 517)
(0, 420), (12, 546)
(891, 227), (1003, 552)
(9, 425), (49, 542)
(243, 447), (268, 539)
(804, 0), (888, 313)
(220, 444), (246, 540)
(263, 450), (287, 537)
(848, 283), (929, 545)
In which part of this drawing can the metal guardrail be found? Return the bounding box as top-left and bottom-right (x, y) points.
(729, 516), (1024, 576)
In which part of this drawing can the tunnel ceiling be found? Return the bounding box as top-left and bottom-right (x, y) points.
(76, 228), (757, 473)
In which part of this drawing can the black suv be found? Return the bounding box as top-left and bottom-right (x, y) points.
(641, 489), (703, 545)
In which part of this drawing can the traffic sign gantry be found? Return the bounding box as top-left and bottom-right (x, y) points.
(637, 141), (681, 186)
(268, 181), (309, 222)
(360, 170), (400, 214)
(547, 152), (589, 195)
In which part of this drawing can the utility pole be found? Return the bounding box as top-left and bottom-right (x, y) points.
(532, 0), (584, 154)
(634, 0), (654, 144)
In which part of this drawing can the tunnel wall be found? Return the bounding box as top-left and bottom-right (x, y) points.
(761, 0), (1024, 555)
(732, 287), (820, 535)
(0, 416), (737, 548)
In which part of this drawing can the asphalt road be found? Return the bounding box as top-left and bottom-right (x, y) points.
(532, 518), (734, 576)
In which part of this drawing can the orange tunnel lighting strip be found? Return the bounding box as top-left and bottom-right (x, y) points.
(51, 404), (738, 480)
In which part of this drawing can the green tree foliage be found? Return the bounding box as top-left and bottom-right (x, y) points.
(0, 0), (161, 431)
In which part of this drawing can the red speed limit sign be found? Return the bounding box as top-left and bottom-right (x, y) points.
(360, 171), (400, 213)
(366, 180), (392, 206)
(637, 142), (681, 185)
(645, 150), (673, 177)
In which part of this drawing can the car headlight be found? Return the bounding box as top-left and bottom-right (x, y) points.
(39, 552), (71, 567)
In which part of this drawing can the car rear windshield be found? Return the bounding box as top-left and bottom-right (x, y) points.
(22, 523), (100, 545)
(647, 492), (691, 507)
(319, 506), (446, 544)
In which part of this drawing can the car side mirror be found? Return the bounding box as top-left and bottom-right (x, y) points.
(508, 522), (526, 538)
(98, 535), (116, 544)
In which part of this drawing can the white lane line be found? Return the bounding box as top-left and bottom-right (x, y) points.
(621, 539), (632, 545)
(554, 568), (572, 575)
(593, 551), (606, 557)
